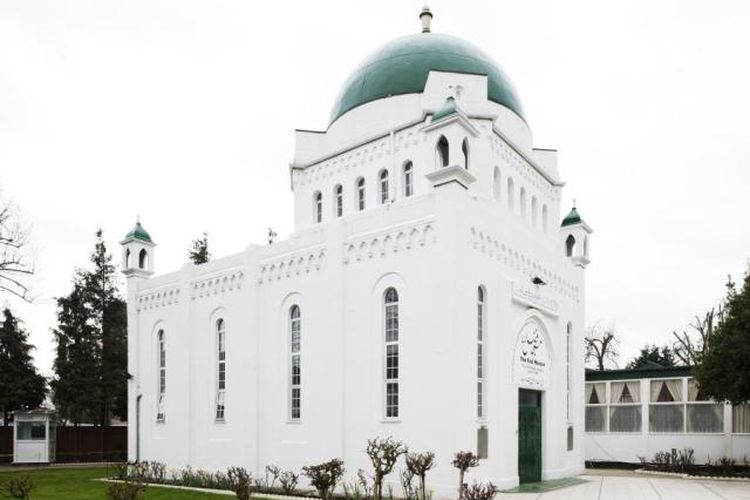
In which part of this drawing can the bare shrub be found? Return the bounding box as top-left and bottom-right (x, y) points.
(366, 436), (408, 500)
(452, 451), (480, 500)
(303, 458), (345, 500)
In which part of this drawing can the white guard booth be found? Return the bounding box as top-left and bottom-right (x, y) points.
(13, 410), (56, 464)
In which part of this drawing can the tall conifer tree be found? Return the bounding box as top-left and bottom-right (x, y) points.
(51, 229), (128, 425)
(0, 308), (46, 425)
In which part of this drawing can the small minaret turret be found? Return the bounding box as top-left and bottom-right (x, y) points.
(560, 203), (592, 268)
(120, 218), (156, 278)
(419, 5), (433, 33)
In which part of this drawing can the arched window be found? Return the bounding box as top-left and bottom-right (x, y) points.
(531, 196), (539, 227)
(507, 177), (515, 211)
(519, 188), (527, 219)
(215, 318), (226, 421)
(125, 248), (131, 269)
(584, 236), (589, 258)
(492, 167), (501, 201)
(436, 136), (449, 168)
(384, 287), (400, 418)
(477, 286), (486, 419)
(403, 162), (414, 198)
(138, 248), (148, 269)
(356, 177), (366, 211)
(379, 169), (390, 204)
(566, 235), (576, 257)
(313, 191), (323, 223)
(289, 306), (301, 420)
(566, 322), (573, 421)
(542, 205), (549, 233)
(156, 329), (165, 422)
(334, 184), (343, 218)
(462, 138), (469, 169)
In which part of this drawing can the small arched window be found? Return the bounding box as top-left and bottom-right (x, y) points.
(379, 170), (390, 204)
(507, 177), (515, 211)
(334, 184), (343, 218)
(565, 235), (576, 257)
(566, 322), (573, 421)
(289, 305), (301, 420)
(356, 177), (366, 211)
(493, 167), (501, 201)
(403, 162), (413, 198)
(542, 205), (549, 233)
(462, 138), (469, 170)
(520, 188), (527, 219)
(384, 287), (400, 418)
(138, 248), (148, 269)
(156, 329), (165, 422)
(531, 196), (539, 227)
(477, 286), (486, 419)
(584, 236), (589, 258)
(436, 136), (449, 168)
(313, 191), (322, 224)
(215, 318), (226, 421)
(125, 248), (131, 269)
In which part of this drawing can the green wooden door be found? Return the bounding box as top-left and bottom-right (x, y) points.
(518, 390), (542, 483)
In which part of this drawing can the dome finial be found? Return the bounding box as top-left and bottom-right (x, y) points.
(419, 5), (433, 33)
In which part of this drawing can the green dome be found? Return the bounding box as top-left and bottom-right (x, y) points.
(329, 33), (525, 124)
(561, 207), (582, 227)
(124, 221), (153, 243)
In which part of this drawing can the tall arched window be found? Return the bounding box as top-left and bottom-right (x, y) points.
(566, 322), (573, 421)
(356, 177), (366, 211)
(507, 177), (515, 211)
(436, 136), (449, 168)
(334, 184), (343, 218)
(384, 287), (400, 418)
(289, 305), (301, 420)
(215, 319), (226, 421)
(477, 286), (486, 419)
(531, 196), (539, 227)
(313, 191), (323, 223)
(403, 162), (413, 198)
(462, 138), (469, 170)
(542, 205), (549, 233)
(565, 235), (576, 257)
(125, 248), (131, 268)
(492, 167), (501, 201)
(379, 169), (390, 204)
(156, 329), (165, 422)
(139, 248), (148, 269)
(519, 188), (527, 219)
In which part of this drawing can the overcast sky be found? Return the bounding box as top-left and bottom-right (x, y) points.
(1, 0), (749, 375)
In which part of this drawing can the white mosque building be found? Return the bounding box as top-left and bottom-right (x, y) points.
(121, 8), (592, 492)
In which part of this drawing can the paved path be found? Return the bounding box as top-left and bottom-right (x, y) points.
(498, 475), (750, 500)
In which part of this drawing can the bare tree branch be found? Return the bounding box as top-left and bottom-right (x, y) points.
(0, 189), (34, 302)
(585, 324), (620, 370)
(672, 306), (722, 366)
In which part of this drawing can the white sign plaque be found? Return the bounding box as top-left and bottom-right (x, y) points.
(513, 320), (550, 390)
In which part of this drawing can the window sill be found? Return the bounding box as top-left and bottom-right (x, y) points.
(286, 419), (302, 425)
(156, 419), (165, 424)
(214, 419), (226, 425)
(381, 419), (401, 424)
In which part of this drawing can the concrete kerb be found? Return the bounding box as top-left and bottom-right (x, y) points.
(635, 468), (750, 482)
(97, 478), (318, 499)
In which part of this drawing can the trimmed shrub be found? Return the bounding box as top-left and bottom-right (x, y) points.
(303, 458), (344, 500)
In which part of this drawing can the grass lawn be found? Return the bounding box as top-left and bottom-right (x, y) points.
(0, 466), (228, 499)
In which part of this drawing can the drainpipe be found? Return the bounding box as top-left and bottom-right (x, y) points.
(136, 394), (142, 462)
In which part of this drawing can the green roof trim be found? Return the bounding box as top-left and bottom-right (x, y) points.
(561, 207), (582, 227)
(432, 96), (458, 122)
(586, 365), (693, 382)
(124, 221), (153, 243)
(329, 33), (525, 124)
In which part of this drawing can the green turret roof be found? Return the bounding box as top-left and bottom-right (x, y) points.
(432, 96), (458, 122)
(329, 33), (525, 124)
(124, 221), (153, 243)
(561, 207), (583, 227)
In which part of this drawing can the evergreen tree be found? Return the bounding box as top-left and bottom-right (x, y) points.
(51, 229), (128, 425)
(696, 268), (750, 404)
(187, 232), (210, 265)
(0, 308), (46, 425)
(626, 344), (677, 369)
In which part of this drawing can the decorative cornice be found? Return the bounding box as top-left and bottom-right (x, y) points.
(425, 164), (476, 189)
(344, 219), (435, 264)
(137, 287), (180, 311)
(511, 282), (559, 317)
(258, 247), (327, 284)
(190, 269), (245, 300)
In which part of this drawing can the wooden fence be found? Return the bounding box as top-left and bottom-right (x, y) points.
(0, 426), (127, 463)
